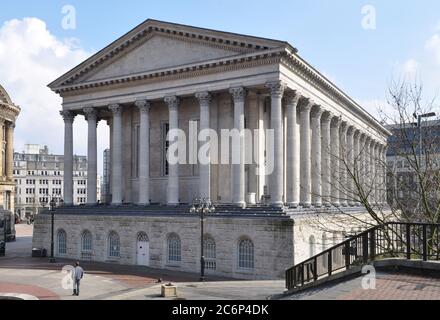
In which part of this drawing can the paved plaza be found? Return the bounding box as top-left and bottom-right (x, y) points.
(0, 224), (284, 300)
(2, 224), (440, 300)
(284, 271), (440, 300)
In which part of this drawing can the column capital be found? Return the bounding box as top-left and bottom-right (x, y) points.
(321, 110), (333, 122)
(283, 90), (300, 106)
(229, 87), (246, 102)
(195, 92), (212, 105)
(298, 97), (313, 113)
(310, 104), (323, 118)
(135, 100), (151, 114)
(83, 107), (98, 121)
(108, 104), (122, 116)
(353, 129), (361, 138)
(266, 81), (286, 97)
(164, 96), (180, 111)
(340, 121), (349, 132)
(347, 125), (355, 135)
(60, 110), (76, 123)
(330, 116), (341, 128)
(6, 121), (15, 129)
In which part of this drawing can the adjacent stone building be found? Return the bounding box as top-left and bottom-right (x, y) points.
(0, 84), (20, 241)
(33, 20), (390, 279)
(14, 144), (89, 218)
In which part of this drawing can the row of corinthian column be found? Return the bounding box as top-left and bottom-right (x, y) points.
(60, 81), (387, 208)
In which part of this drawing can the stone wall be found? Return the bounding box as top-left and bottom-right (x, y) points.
(33, 212), (294, 280)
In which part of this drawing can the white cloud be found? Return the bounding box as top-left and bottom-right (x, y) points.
(426, 34), (440, 66)
(0, 18), (109, 175)
(401, 59), (419, 77)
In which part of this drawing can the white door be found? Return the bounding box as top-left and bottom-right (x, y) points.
(136, 240), (149, 266)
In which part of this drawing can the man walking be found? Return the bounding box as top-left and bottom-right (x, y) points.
(72, 261), (84, 296)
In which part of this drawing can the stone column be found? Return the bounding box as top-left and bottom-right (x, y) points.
(311, 105), (323, 207)
(196, 92), (212, 200)
(230, 87), (246, 207)
(346, 126), (355, 206)
(285, 91), (300, 207)
(0, 120), (4, 179)
(84, 107), (98, 204)
(109, 104), (123, 205)
(382, 145), (388, 205)
(60, 111), (75, 205)
(330, 117), (341, 207)
(373, 142), (380, 204)
(266, 82), (285, 207)
(165, 96), (180, 206)
(321, 111), (332, 207)
(5, 122), (14, 181)
(339, 121), (349, 207)
(353, 130), (361, 206)
(359, 133), (367, 202)
(299, 98), (312, 208)
(136, 100), (151, 205)
(366, 137), (373, 203)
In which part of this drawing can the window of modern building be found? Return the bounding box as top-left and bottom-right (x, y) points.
(238, 238), (254, 270)
(108, 231), (120, 258)
(167, 233), (181, 262)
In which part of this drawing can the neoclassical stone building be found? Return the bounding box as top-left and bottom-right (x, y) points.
(0, 85), (20, 241)
(33, 20), (390, 279)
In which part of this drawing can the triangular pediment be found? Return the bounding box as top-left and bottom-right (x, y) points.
(82, 34), (244, 83)
(49, 19), (294, 90)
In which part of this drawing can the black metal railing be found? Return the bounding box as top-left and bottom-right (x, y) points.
(286, 222), (440, 290)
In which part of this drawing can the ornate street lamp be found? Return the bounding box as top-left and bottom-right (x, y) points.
(190, 198), (215, 281)
(49, 197), (57, 263)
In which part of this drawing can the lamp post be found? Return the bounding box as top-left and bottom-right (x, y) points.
(49, 197), (57, 263)
(190, 198), (215, 282)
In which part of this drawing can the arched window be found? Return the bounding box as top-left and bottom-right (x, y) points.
(309, 235), (316, 258)
(81, 230), (93, 261)
(203, 235), (216, 270)
(57, 229), (67, 255)
(108, 231), (120, 258)
(238, 238), (254, 269)
(167, 233), (181, 262)
(138, 232), (149, 242)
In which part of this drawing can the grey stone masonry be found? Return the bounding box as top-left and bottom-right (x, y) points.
(32, 206), (294, 280)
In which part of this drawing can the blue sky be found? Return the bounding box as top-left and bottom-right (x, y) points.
(1, 0), (440, 174)
(2, 0), (440, 100)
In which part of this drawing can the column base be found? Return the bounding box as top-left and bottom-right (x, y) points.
(300, 203), (312, 208)
(138, 203), (151, 206)
(340, 202), (349, 207)
(313, 203), (323, 208)
(332, 202), (340, 207)
(167, 203), (180, 207)
(233, 202), (247, 209)
(270, 202), (284, 208)
(323, 202), (332, 208)
(287, 202), (299, 208)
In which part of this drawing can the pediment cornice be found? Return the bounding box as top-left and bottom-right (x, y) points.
(49, 19), (293, 90)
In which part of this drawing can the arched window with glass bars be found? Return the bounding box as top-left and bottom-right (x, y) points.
(167, 233), (181, 262)
(108, 231), (120, 258)
(81, 230), (93, 260)
(203, 235), (216, 270)
(57, 229), (67, 255)
(238, 238), (254, 270)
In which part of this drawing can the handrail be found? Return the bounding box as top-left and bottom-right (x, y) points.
(285, 222), (440, 291)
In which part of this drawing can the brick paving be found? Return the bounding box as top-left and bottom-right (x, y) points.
(0, 282), (59, 300)
(286, 271), (440, 300)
